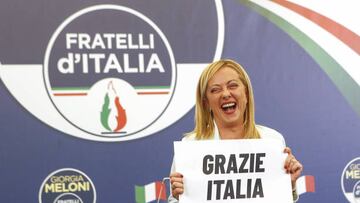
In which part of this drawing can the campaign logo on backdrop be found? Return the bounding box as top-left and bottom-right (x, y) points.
(44, 5), (175, 138)
(39, 168), (96, 203)
(0, 2), (224, 141)
(342, 157), (360, 203)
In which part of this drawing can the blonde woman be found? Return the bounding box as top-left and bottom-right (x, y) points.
(169, 59), (303, 202)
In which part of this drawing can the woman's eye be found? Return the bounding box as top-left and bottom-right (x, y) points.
(228, 83), (238, 89)
(210, 88), (220, 93)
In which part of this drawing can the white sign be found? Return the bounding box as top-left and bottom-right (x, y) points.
(174, 139), (293, 203)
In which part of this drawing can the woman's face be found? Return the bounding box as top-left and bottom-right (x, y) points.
(205, 67), (248, 128)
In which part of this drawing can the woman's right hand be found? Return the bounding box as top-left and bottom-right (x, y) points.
(170, 172), (184, 200)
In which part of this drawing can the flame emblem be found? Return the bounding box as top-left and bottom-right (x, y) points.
(100, 81), (127, 132)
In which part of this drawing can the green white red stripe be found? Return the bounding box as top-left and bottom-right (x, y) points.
(52, 86), (170, 96)
(240, 0), (360, 117)
(52, 87), (89, 96)
(271, 0), (360, 55)
(135, 181), (166, 203)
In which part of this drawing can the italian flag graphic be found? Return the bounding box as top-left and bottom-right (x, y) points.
(296, 175), (315, 195)
(135, 181), (167, 203)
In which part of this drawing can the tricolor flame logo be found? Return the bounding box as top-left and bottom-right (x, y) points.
(100, 81), (127, 132)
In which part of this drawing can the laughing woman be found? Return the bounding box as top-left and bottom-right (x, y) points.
(169, 59), (303, 202)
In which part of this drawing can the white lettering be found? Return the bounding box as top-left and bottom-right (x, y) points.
(78, 33), (91, 49)
(146, 54), (164, 73)
(65, 33), (155, 50)
(66, 33), (78, 49)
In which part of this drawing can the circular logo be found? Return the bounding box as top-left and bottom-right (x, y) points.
(342, 157), (360, 203)
(39, 168), (96, 203)
(44, 5), (176, 139)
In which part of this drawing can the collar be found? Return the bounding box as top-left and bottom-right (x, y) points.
(213, 121), (220, 140)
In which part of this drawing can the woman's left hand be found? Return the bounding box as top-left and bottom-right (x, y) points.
(284, 147), (303, 189)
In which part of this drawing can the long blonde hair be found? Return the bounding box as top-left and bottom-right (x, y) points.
(188, 59), (260, 139)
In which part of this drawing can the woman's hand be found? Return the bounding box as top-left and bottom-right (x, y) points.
(170, 172), (184, 200)
(284, 147), (303, 189)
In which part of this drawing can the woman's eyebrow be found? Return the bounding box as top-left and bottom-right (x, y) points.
(208, 83), (221, 88)
(209, 79), (239, 87)
(227, 79), (240, 84)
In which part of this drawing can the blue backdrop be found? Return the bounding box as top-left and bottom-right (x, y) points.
(1, 0), (359, 202)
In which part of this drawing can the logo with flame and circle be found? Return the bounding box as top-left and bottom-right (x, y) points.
(0, 2), (224, 142)
(44, 5), (176, 139)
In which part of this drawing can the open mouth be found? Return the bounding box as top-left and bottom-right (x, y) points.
(221, 102), (236, 113)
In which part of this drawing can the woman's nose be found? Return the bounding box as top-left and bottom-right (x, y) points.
(222, 89), (231, 99)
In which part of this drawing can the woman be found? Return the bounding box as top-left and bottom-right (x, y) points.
(169, 59), (303, 202)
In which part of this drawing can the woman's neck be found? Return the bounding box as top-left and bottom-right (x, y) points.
(217, 123), (245, 139)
